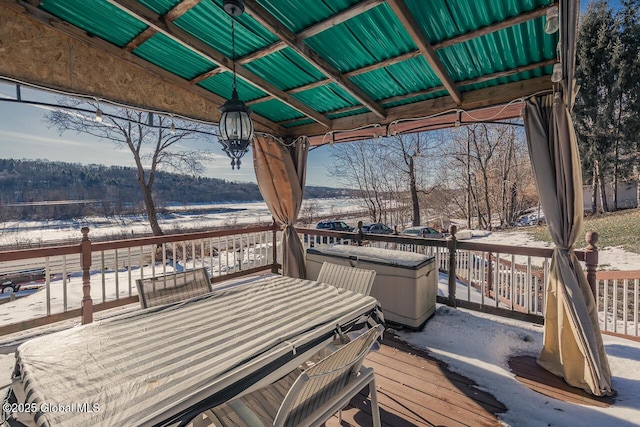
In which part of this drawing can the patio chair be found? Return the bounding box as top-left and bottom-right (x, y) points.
(317, 261), (376, 296)
(135, 267), (212, 308)
(202, 324), (384, 427)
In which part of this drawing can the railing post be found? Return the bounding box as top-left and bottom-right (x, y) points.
(81, 227), (93, 324)
(447, 225), (458, 307)
(585, 231), (599, 298)
(271, 219), (279, 274)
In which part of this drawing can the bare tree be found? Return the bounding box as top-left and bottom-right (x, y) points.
(383, 133), (445, 226)
(328, 140), (389, 222)
(46, 99), (213, 235)
(444, 124), (535, 230)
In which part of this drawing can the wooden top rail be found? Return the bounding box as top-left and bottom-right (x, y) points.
(93, 224), (277, 251)
(0, 244), (80, 262)
(595, 270), (640, 281)
(457, 240), (555, 258)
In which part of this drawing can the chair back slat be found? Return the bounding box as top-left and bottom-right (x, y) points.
(275, 324), (384, 427)
(135, 267), (212, 308)
(317, 262), (376, 296)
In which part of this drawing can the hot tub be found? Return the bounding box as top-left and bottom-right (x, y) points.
(306, 245), (436, 329)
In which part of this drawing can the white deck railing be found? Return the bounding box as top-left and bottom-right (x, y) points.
(0, 225), (278, 334)
(1, 225), (638, 339)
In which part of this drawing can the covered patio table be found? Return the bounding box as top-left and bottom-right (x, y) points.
(2, 275), (382, 427)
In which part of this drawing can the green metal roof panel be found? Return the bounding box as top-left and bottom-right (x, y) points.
(175, 1), (278, 59)
(133, 33), (215, 80)
(291, 84), (359, 113)
(135, 0), (181, 16)
(198, 73), (267, 101)
(350, 57), (440, 101)
(305, 3), (416, 72)
(39, 0), (147, 48)
(405, 0), (553, 43)
(244, 48), (325, 91)
(252, 0), (362, 33)
(250, 99), (305, 123)
(445, 20), (556, 81)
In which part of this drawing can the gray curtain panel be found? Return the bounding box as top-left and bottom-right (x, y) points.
(524, 94), (612, 396)
(253, 136), (309, 279)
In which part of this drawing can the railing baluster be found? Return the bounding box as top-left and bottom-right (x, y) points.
(101, 251), (106, 303)
(526, 256), (532, 314)
(45, 257), (51, 316)
(635, 278), (639, 337)
(604, 279), (609, 332)
(115, 250), (120, 299)
(510, 254), (515, 311)
(127, 247), (132, 297)
(480, 251), (486, 306)
(494, 253), (500, 308)
(614, 279), (619, 333)
(623, 278), (628, 336)
(62, 254), (67, 312)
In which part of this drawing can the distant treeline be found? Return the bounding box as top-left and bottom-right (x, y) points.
(0, 159), (352, 220)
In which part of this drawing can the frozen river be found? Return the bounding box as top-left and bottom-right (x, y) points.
(0, 198), (363, 247)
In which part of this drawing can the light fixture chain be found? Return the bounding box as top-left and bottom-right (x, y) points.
(231, 18), (237, 91)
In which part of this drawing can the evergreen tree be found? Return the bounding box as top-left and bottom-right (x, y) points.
(574, 0), (640, 212)
(574, 0), (617, 213)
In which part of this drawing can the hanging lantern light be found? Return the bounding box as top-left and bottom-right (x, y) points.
(219, 0), (254, 170)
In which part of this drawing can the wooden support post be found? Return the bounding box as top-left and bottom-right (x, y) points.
(80, 227), (93, 324)
(447, 225), (458, 307)
(271, 219), (279, 274)
(585, 231), (599, 298)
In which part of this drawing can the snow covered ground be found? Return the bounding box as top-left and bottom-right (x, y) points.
(1, 222), (640, 425)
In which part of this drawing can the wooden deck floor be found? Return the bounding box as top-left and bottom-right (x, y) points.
(325, 335), (506, 427)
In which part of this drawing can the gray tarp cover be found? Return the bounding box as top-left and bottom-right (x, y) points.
(6, 276), (379, 426)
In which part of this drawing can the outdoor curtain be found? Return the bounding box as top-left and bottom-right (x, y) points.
(253, 135), (309, 279)
(524, 93), (612, 396)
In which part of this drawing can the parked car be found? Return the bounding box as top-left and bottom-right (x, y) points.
(0, 268), (45, 293)
(362, 223), (393, 234)
(1, 280), (19, 294)
(316, 220), (354, 232)
(400, 226), (444, 239)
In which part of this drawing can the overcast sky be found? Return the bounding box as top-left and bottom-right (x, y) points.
(0, 82), (336, 187)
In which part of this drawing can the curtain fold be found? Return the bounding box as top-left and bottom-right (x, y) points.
(253, 136), (309, 279)
(524, 94), (612, 396)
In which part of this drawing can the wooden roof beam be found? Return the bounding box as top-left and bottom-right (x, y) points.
(164, 0), (202, 22)
(105, 0), (331, 127)
(238, 0), (384, 65)
(125, 1), (202, 53)
(287, 75), (552, 139)
(243, 0), (386, 119)
(386, 0), (463, 106)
